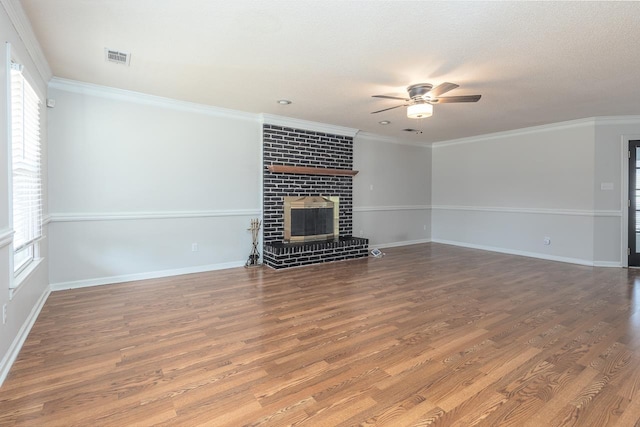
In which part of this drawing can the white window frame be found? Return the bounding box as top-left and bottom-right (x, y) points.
(6, 42), (44, 292)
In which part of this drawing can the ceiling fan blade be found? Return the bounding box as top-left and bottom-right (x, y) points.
(372, 95), (410, 101)
(432, 94), (481, 103)
(371, 104), (408, 114)
(428, 82), (459, 97)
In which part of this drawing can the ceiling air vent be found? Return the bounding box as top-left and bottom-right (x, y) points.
(104, 48), (131, 66)
(402, 128), (423, 134)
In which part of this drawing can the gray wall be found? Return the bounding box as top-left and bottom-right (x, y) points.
(431, 117), (640, 266)
(353, 133), (431, 248)
(47, 81), (262, 288)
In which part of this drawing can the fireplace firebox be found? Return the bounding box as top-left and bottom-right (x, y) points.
(284, 196), (339, 243)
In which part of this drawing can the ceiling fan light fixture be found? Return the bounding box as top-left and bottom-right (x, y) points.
(407, 103), (433, 119)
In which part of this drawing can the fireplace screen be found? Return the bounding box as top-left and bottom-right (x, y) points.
(284, 196), (339, 243)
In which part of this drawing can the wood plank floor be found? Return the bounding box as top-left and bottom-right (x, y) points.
(2, 243), (640, 426)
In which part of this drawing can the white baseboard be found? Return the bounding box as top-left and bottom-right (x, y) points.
(592, 261), (622, 268)
(431, 238), (621, 268)
(371, 238), (432, 250)
(50, 261), (246, 291)
(0, 286), (51, 387)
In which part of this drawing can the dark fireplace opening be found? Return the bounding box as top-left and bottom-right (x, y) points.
(284, 196), (339, 243)
(291, 208), (334, 236)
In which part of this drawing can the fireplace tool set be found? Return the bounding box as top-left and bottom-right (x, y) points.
(245, 218), (262, 268)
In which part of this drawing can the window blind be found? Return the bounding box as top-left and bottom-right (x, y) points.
(11, 62), (42, 254)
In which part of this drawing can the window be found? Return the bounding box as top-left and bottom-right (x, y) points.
(10, 59), (42, 280)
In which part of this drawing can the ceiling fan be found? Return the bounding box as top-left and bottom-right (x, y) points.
(371, 82), (481, 119)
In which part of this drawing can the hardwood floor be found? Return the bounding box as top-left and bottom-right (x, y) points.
(2, 243), (640, 426)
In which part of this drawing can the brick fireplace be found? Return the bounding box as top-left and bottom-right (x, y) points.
(262, 123), (368, 269)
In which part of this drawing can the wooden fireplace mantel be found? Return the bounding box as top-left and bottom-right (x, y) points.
(267, 165), (359, 177)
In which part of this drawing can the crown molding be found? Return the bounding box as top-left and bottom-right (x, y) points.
(1, 0), (52, 82)
(432, 116), (640, 148)
(355, 131), (429, 147)
(260, 113), (358, 138)
(432, 117), (598, 148)
(593, 116), (640, 126)
(49, 77), (259, 122)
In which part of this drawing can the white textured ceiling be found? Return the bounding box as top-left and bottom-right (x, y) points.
(19, 0), (640, 143)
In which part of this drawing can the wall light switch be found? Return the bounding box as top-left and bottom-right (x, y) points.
(600, 182), (614, 191)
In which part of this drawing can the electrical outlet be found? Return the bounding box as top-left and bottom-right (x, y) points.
(191, 243), (198, 252)
(543, 237), (551, 246)
(2, 304), (7, 324)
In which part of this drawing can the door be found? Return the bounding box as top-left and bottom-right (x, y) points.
(629, 140), (640, 266)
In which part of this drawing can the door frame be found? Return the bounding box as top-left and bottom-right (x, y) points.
(621, 134), (640, 267)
